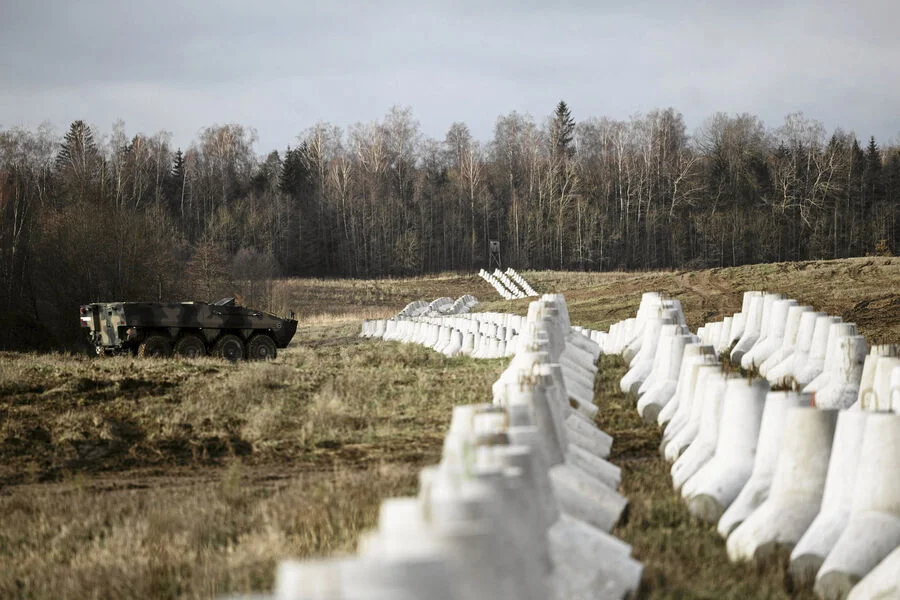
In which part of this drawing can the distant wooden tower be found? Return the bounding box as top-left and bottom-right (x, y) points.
(489, 240), (501, 270)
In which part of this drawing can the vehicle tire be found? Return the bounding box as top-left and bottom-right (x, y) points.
(137, 334), (172, 358)
(247, 334), (277, 360)
(174, 334), (207, 358)
(213, 334), (245, 362)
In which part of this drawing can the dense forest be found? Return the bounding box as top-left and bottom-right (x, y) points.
(1, 103), (898, 348)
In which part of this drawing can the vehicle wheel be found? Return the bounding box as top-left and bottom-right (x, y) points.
(247, 334), (277, 360)
(213, 334), (245, 362)
(137, 334), (172, 358)
(174, 334), (207, 358)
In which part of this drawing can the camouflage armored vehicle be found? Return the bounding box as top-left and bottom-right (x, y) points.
(80, 298), (297, 360)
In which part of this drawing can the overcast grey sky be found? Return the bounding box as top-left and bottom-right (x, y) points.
(2, 0), (898, 152)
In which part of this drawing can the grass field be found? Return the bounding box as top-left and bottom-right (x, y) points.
(0, 256), (897, 598)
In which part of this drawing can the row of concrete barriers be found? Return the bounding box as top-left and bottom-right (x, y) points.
(240, 294), (641, 599)
(478, 268), (538, 300)
(362, 306), (523, 359)
(595, 291), (899, 600)
(395, 295), (480, 318)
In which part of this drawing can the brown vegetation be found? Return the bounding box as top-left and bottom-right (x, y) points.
(2, 109), (900, 350)
(0, 258), (897, 598)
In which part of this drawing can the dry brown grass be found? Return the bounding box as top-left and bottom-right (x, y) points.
(0, 333), (507, 599)
(0, 257), (897, 599)
(517, 256), (900, 342)
(266, 272), (502, 325)
(1, 463), (418, 599)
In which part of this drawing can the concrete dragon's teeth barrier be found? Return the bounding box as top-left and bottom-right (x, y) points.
(241, 293), (641, 600)
(506, 268), (538, 297)
(717, 390), (811, 537)
(726, 407), (838, 562)
(790, 410), (870, 582)
(475, 268), (539, 300)
(594, 288), (898, 599)
(361, 297), (527, 360)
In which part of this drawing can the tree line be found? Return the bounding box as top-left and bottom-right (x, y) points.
(0, 104), (897, 349)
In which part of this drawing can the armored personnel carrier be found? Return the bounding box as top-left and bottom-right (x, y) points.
(80, 298), (297, 361)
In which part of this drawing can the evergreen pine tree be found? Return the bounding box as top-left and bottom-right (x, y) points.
(164, 148), (187, 219)
(864, 136), (881, 174)
(279, 145), (313, 198)
(55, 120), (101, 204)
(884, 151), (900, 253)
(56, 120), (98, 170)
(171, 148), (185, 181)
(862, 136), (882, 225)
(551, 101), (576, 158)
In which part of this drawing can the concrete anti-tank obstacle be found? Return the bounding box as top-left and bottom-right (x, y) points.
(499, 379), (566, 466)
(433, 325), (452, 353)
(508, 414), (637, 593)
(657, 343), (714, 427)
(279, 291), (644, 600)
(355, 498), (488, 598)
(660, 348), (719, 454)
(565, 413), (613, 459)
(427, 470), (536, 600)
(726, 407), (838, 563)
(363, 496), (504, 600)
(565, 443), (622, 490)
(612, 318), (637, 356)
(637, 332), (692, 424)
(737, 292), (783, 369)
(621, 292), (665, 362)
(845, 544), (900, 600)
(475, 437), (555, 583)
(716, 316), (734, 354)
(717, 391), (812, 537)
(479, 269), (515, 300)
(790, 410), (869, 583)
(506, 426), (561, 528)
(366, 287), (899, 597)
(766, 310), (826, 387)
(586, 287), (897, 597)
(549, 462), (628, 533)
(858, 355), (900, 411)
(443, 329), (463, 357)
(759, 304), (812, 377)
(804, 322), (858, 393)
(724, 291), (757, 349)
(730, 291), (765, 365)
(497, 347), (569, 456)
(635, 323), (688, 398)
(682, 378), (769, 523)
(794, 315), (843, 387)
(892, 364), (900, 413)
(620, 312), (673, 395)
(505, 268), (538, 297)
(813, 335), (868, 409)
(814, 412), (900, 600)
(664, 366), (724, 462)
(728, 312), (746, 349)
(276, 558), (346, 600)
(446, 429), (552, 598)
(493, 269), (526, 299)
(427, 297), (453, 314)
(742, 297), (797, 371)
(670, 371), (729, 491)
(853, 345), (900, 410)
(277, 553), (461, 600)
(548, 514), (644, 600)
